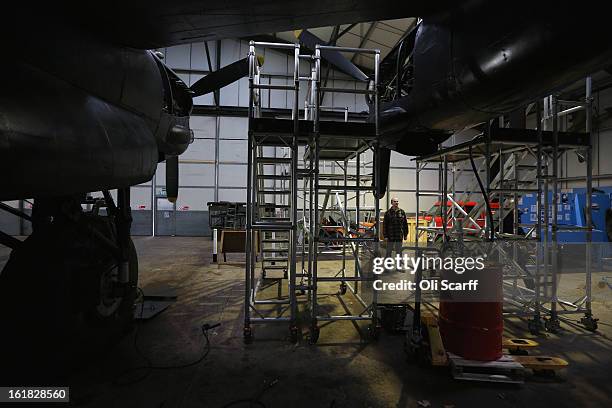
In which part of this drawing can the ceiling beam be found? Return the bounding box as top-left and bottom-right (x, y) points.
(328, 25), (340, 45)
(337, 23), (358, 41)
(389, 18), (418, 52)
(351, 22), (378, 63)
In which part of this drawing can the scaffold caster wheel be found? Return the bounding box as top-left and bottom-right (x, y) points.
(289, 326), (299, 343)
(527, 318), (543, 335)
(243, 326), (253, 344)
(580, 315), (598, 332)
(404, 336), (425, 365)
(368, 324), (380, 341)
(339, 282), (347, 295)
(545, 317), (561, 333)
(308, 325), (320, 345)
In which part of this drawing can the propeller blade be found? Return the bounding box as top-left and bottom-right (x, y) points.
(190, 56), (264, 97)
(295, 30), (369, 81)
(166, 155), (179, 203)
(375, 147), (391, 199)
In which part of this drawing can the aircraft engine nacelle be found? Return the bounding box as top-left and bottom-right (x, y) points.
(0, 28), (192, 201)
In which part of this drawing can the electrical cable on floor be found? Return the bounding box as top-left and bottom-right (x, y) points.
(468, 143), (495, 241)
(113, 287), (219, 386)
(220, 378), (278, 408)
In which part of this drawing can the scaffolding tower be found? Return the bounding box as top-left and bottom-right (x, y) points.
(244, 41), (381, 343)
(413, 78), (598, 333)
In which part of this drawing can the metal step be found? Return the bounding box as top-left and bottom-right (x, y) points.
(252, 223), (293, 230)
(256, 174), (292, 180)
(259, 216), (290, 221)
(259, 204), (291, 209)
(315, 185), (375, 192)
(258, 190), (291, 194)
(256, 157), (292, 164)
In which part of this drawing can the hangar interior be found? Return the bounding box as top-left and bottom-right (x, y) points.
(2, 10), (612, 408)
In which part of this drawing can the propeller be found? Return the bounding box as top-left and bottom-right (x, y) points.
(165, 155), (179, 203)
(190, 55), (264, 97)
(160, 54), (264, 203)
(294, 29), (368, 81)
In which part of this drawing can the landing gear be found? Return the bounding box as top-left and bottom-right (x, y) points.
(0, 190), (137, 381)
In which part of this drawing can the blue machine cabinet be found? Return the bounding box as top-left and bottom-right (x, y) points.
(518, 190), (610, 242)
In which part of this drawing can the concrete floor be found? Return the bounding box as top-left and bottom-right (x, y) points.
(3, 236), (612, 407)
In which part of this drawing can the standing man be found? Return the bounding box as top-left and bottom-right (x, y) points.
(383, 197), (408, 262)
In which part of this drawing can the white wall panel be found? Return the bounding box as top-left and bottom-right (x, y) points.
(179, 163), (216, 186)
(219, 164), (248, 187)
(565, 150), (584, 180)
(355, 87), (369, 113)
(390, 151), (413, 167)
(182, 138), (216, 162)
(220, 39), (242, 66)
(269, 76), (289, 108)
(237, 77), (249, 107)
(219, 139), (248, 162)
(219, 117), (248, 139)
(155, 162), (165, 183)
(176, 188), (214, 211)
(190, 116), (217, 134)
(218, 39), (243, 106)
(329, 79), (356, 113)
(389, 167), (439, 192)
(262, 146), (276, 157)
(164, 44), (191, 70)
(190, 42), (212, 71)
(263, 48), (289, 75)
(220, 80), (240, 106)
(131, 187), (152, 210)
(219, 188), (247, 202)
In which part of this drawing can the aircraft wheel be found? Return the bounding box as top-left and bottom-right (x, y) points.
(0, 214), (138, 382)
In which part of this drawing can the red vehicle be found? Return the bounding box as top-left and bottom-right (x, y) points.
(423, 200), (500, 231)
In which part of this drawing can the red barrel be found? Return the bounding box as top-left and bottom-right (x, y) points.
(438, 265), (503, 361)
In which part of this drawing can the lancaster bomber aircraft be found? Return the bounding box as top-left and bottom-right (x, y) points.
(1, 0), (611, 379)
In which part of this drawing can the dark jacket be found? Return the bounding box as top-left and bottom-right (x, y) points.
(384, 207), (408, 241)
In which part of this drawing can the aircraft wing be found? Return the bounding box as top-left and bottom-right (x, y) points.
(15, 1), (454, 49)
